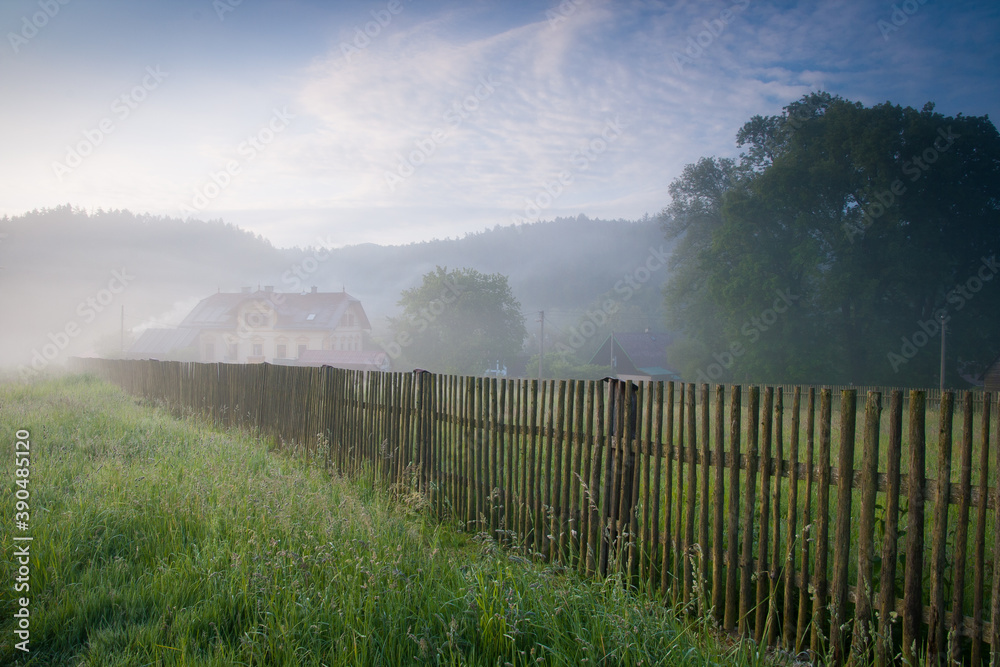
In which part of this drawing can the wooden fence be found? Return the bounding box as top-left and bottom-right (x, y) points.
(70, 358), (1000, 666)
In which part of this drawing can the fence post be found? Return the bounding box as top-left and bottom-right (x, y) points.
(640, 382), (655, 592)
(948, 392), (975, 665)
(783, 386), (802, 649)
(568, 380), (584, 567)
(711, 383), (726, 624)
(768, 387), (784, 648)
(649, 381), (665, 593)
(849, 391), (882, 664)
(969, 391), (992, 666)
(811, 389), (832, 657)
(549, 380), (566, 563)
(627, 381), (642, 586)
(875, 391), (903, 667)
(830, 389), (858, 665)
(660, 381), (676, 598)
(902, 391), (926, 666)
(724, 385), (742, 631)
(740, 386), (760, 636)
(590, 380), (606, 576)
(579, 380), (596, 574)
(927, 391), (954, 664)
(527, 379), (540, 556)
(683, 382), (698, 609)
(755, 386), (774, 645)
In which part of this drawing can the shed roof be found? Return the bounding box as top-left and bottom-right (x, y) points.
(128, 327), (200, 357)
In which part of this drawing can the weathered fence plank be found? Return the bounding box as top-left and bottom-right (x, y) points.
(927, 392), (954, 664)
(724, 385), (741, 632)
(849, 391), (882, 665)
(875, 391), (902, 667)
(970, 391), (992, 666)
(811, 389), (832, 657)
(782, 386), (801, 649)
(902, 391), (926, 667)
(740, 386), (760, 636)
(829, 390), (857, 665)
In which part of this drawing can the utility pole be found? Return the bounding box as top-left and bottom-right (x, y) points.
(939, 312), (947, 393)
(610, 331), (615, 370)
(538, 310), (544, 382)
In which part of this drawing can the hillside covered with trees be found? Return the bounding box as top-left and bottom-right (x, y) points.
(0, 207), (669, 372)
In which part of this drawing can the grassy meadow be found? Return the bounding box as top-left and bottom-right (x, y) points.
(0, 374), (783, 666)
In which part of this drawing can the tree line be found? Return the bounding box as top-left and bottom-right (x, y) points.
(660, 92), (1000, 387)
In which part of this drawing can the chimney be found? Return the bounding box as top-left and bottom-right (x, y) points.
(311, 286), (318, 294)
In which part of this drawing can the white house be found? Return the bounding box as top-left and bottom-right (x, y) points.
(131, 286), (388, 371)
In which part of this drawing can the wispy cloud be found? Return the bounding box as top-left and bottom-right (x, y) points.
(0, 0), (995, 246)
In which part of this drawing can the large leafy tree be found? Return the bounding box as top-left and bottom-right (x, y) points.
(387, 267), (526, 374)
(663, 93), (1000, 386)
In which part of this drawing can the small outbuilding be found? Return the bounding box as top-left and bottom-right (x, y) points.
(589, 331), (681, 383)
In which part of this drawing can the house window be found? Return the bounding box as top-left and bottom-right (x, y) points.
(205, 342), (214, 360)
(252, 343), (263, 357)
(276, 344), (286, 359)
(298, 344), (307, 357)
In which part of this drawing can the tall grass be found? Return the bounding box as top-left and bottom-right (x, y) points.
(0, 375), (775, 666)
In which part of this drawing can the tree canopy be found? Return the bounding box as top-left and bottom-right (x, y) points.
(662, 92), (1000, 386)
(387, 266), (526, 375)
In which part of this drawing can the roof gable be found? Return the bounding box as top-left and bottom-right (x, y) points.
(589, 332), (679, 378)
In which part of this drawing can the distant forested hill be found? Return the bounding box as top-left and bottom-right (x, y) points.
(0, 206), (670, 369)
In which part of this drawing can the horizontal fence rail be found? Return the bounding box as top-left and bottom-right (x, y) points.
(69, 358), (1000, 666)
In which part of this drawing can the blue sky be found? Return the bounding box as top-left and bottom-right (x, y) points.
(1, 0), (997, 247)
